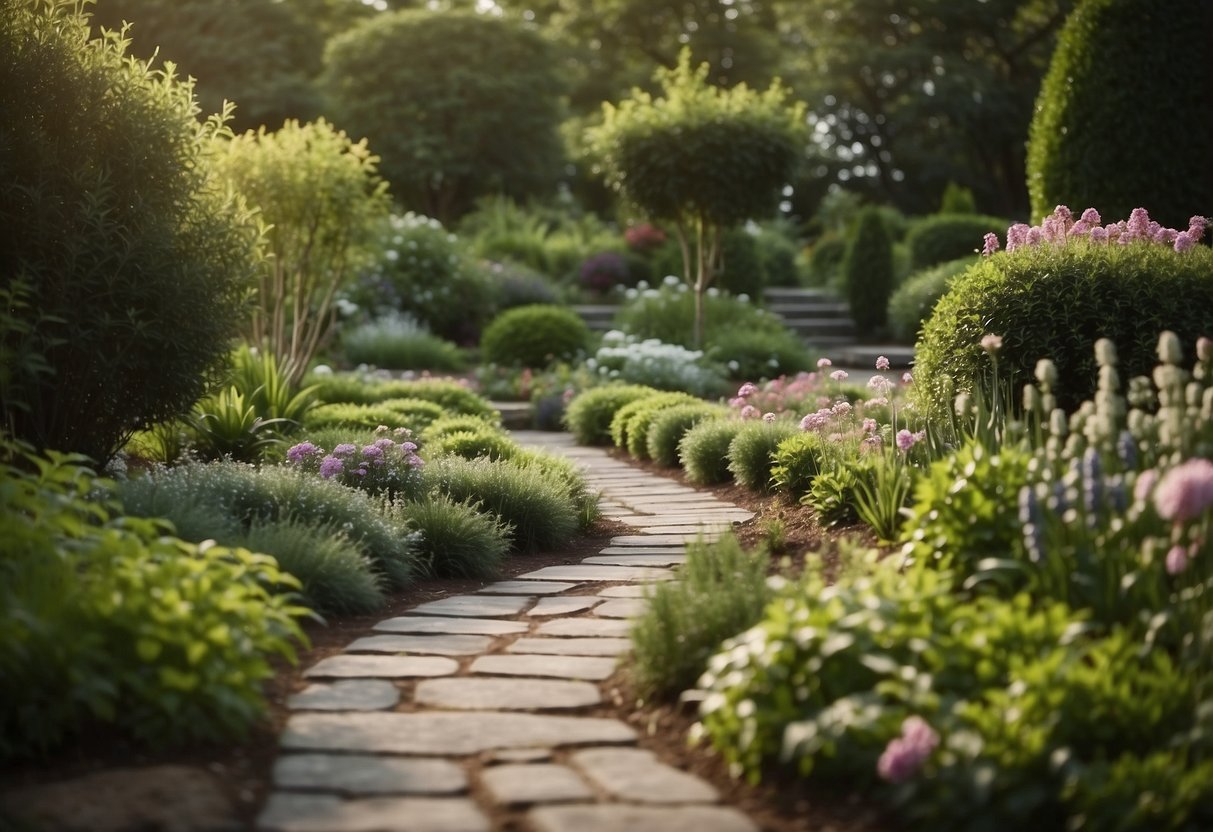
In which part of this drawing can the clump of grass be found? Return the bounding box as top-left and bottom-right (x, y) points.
(393, 495), (511, 579)
(564, 384), (659, 445)
(513, 448), (599, 529)
(421, 413), (503, 444)
(341, 313), (466, 371)
(631, 535), (772, 697)
(679, 418), (745, 485)
(431, 428), (521, 461)
(646, 403), (726, 467)
(727, 420), (798, 492)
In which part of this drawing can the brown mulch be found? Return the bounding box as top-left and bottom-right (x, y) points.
(3, 450), (894, 832)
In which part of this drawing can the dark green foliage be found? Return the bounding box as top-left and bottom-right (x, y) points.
(905, 214), (1009, 270)
(394, 495), (510, 579)
(913, 242), (1213, 420)
(341, 316), (466, 372)
(727, 421), (798, 492)
(706, 327), (815, 382)
(479, 305), (591, 369)
(564, 384), (659, 445)
(612, 283), (789, 349)
(887, 256), (978, 342)
(631, 536), (772, 697)
(0, 1), (259, 462)
(486, 261), (560, 310)
(714, 229), (767, 299)
(753, 225), (804, 287)
(841, 208), (895, 334)
(806, 235), (847, 287)
(679, 418), (745, 485)
(939, 182), (977, 214)
(802, 466), (864, 527)
(770, 432), (827, 497)
(646, 403), (726, 467)
(512, 448), (599, 529)
(1026, 0), (1213, 229)
(322, 11), (566, 223)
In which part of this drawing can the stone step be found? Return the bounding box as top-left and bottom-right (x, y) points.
(768, 301), (853, 318)
(762, 286), (841, 303)
(777, 317), (857, 336)
(833, 344), (916, 369)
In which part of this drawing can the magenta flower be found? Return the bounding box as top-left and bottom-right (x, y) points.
(981, 233), (1000, 256)
(1165, 544), (1190, 575)
(875, 355), (890, 371)
(318, 456), (344, 479)
(830, 370), (849, 382)
(737, 382), (758, 398)
(877, 716), (940, 783)
(1153, 459), (1213, 522)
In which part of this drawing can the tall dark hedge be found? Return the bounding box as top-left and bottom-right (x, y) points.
(842, 207), (894, 334)
(906, 214), (1010, 271)
(1026, 0), (1213, 228)
(0, 0), (259, 462)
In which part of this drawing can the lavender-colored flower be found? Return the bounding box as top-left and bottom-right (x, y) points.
(832, 401), (853, 417)
(352, 467), (368, 477)
(1174, 231), (1196, 253)
(876, 355), (890, 370)
(741, 405), (760, 420)
(1189, 216), (1208, 242)
(407, 455), (424, 468)
(866, 397), (889, 408)
(817, 358), (833, 369)
(401, 441), (418, 452)
(1088, 226), (1109, 245)
(877, 716), (939, 783)
(981, 233), (1000, 256)
(1079, 208), (1102, 226)
(1006, 223), (1030, 251)
(728, 396), (746, 408)
(737, 382), (758, 398)
(1127, 207), (1151, 240)
(862, 418), (878, 434)
(1081, 448), (1103, 526)
(830, 370), (849, 382)
(1153, 458), (1213, 522)
(1019, 484), (1040, 527)
(762, 412), (777, 423)
(361, 444), (385, 460)
(1026, 227), (1044, 246)
(868, 375), (892, 395)
(318, 456), (344, 479)
(895, 429), (925, 451)
(1116, 431), (1137, 469)
(1166, 544), (1190, 575)
(286, 442), (318, 463)
(374, 438), (397, 450)
(332, 443), (357, 457)
(800, 409), (832, 432)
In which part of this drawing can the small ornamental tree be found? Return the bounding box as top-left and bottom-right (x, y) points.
(215, 119), (390, 384)
(842, 207), (894, 335)
(588, 51), (808, 346)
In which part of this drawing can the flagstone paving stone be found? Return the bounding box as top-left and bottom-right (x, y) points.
(527, 596), (604, 617)
(477, 581), (576, 595)
(527, 805), (758, 832)
(585, 553), (687, 568)
(597, 584), (655, 599)
(479, 764), (594, 806)
(635, 525), (735, 536)
(304, 655), (458, 680)
(345, 634), (493, 656)
(373, 616), (528, 636)
(535, 618), (633, 638)
(470, 654), (617, 681)
(414, 678), (602, 710)
(595, 546), (687, 555)
(610, 534), (723, 546)
(517, 565), (675, 582)
(487, 749), (553, 764)
(287, 680), (400, 712)
(272, 754), (466, 795)
(281, 712), (635, 756)
(257, 794), (488, 832)
(410, 595), (534, 618)
(593, 599), (649, 619)
(570, 748), (718, 804)
(507, 637), (632, 657)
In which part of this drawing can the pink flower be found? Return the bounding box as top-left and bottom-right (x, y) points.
(1127, 207), (1151, 240)
(286, 442), (319, 463)
(1088, 226), (1109, 244)
(980, 333), (1003, 354)
(800, 409), (832, 432)
(896, 429), (926, 451)
(902, 372), (913, 384)
(866, 397), (889, 408)
(762, 412), (777, 423)
(817, 358), (833, 369)
(877, 716), (940, 783)
(830, 370), (849, 382)
(1174, 232), (1195, 253)
(401, 441), (418, 452)
(868, 375), (892, 394)
(361, 444), (384, 460)
(737, 382), (758, 398)
(318, 456), (344, 479)
(1153, 459), (1213, 522)
(1165, 544), (1190, 575)
(332, 443), (356, 457)
(1133, 469), (1158, 504)
(981, 233), (1000, 256)
(728, 397), (746, 408)
(832, 401), (853, 417)
(862, 418), (878, 434)
(1189, 216), (1208, 242)
(875, 355), (890, 370)
(1079, 207), (1102, 226)
(1006, 223), (1030, 251)
(740, 405), (760, 420)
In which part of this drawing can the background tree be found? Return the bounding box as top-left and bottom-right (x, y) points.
(0, 0), (260, 462)
(842, 207), (894, 334)
(215, 119), (390, 384)
(1026, 0), (1213, 228)
(588, 51), (807, 346)
(90, 0), (325, 132)
(322, 10), (566, 224)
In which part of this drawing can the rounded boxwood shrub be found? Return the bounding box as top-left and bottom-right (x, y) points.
(913, 241), (1213, 421)
(564, 384), (659, 445)
(706, 326), (815, 381)
(1026, 0), (1213, 231)
(609, 392), (699, 458)
(421, 414), (504, 444)
(679, 418), (745, 485)
(905, 214), (1009, 271)
(887, 256), (978, 343)
(432, 428), (520, 462)
(806, 234), (847, 287)
(727, 421), (798, 492)
(0, 1), (259, 462)
(647, 403), (726, 467)
(303, 402), (420, 433)
(842, 208), (894, 334)
(479, 304), (591, 368)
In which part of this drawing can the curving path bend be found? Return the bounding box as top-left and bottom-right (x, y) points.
(255, 431), (757, 832)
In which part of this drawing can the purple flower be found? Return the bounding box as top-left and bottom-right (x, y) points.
(332, 443), (357, 457)
(1006, 223), (1030, 251)
(1174, 231), (1196, 253)
(862, 418), (878, 434)
(352, 466), (368, 477)
(817, 358), (833, 369)
(1127, 207), (1151, 240)
(361, 444), (384, 460)
(832, 401), (853, 417)
(407, 455), (424, 468)
(877, 716), (940, 783)
(1166, 544), (1190, 575)
(981, 232), (1000, 256)
(1189, 216), (1208, 242)
(1153, 459), (1213, 522)
(318, 456), (344, 479)
(286, 442), (318, 463)
(401, 441), (418, 452)
(830, 370), (849, 382)
(1079, 208), (1101, 226)
(800, 409), (832, 432)
(875, 355), (890, 371)
(896, 429), (926, 451)
(1088, 226), (1109, 244)
(737, 382), (758, 398)
(374, 438), (397, 450)
(762, 412), (777, 423)
(740, 405), (760, 420)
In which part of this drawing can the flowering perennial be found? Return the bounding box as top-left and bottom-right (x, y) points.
(990, 205), (1208, 255)
(287, 427), (424, 497)
(877, 716), (939, 782)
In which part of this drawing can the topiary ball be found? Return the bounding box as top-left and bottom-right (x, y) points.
(913, 241), (1213, 422)
(479, 304), (591, 368)
(905, 214), (1011, 271)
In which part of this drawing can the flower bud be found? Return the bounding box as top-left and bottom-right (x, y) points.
(1095, 338), (1118, 367)
(1157, 331), (1183, 366)
(1034, 358), (1058, 388)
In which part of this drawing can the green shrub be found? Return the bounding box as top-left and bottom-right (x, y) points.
(512, 448), (600, 529)
(938, 182), (977, 215)
(590, 330), (730, 397)
(187, 386), (289, 462)
(842, 207), (894, 334)
(706, 327), (815, 382)
(486, 260), (560, 310)
(887, 257), (977, 343)
(1026, 0), (1213, 230)
(806, 235), (847, 287)
(609, 392), (699, 458)
(905, 214), (1008, 270)
(770, 431), (827, 497)
(613, 280), (788, 349)
(646, 403), (727, 467)
(913, 241), (1213, 420)
(680, 418), (745, 485)
(1, 440), (305, 759)
(631, 536), (771, 697)
(293, 426), (382, 456)
(118, 461), (417, 588)
(393, 495), (510, 579)
(421, 414), (505, 444)
(0, 1), (259, 462)
(303, 402), (420, 433)
(564, 384), (660, 445)
(378, 398), (446, 429)
(753, 223), (804, 288)
(479, 304), (591, 368)
(341, 314), (466, 371)
(802, 465), (865, 528)
(228, 343), (319, 427)
(422, 456), (578, 552)
(727, 421), (798, 492)
(432, 428), (520, 461)
(398, 379), (496, 418)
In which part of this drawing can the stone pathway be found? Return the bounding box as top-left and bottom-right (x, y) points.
(256, 431), (757, 832)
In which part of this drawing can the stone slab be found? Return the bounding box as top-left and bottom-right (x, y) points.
(305, 655), (458, 680)
(601, 486), (700, 497)
(281, 712), (634, 756)
(486, 748), (553, 764)
(527, 596), (603, 617)
(593, 599), (649, 619)
(257, 794), (487, 832)
(571, 748), (717, 804)
(610, 534), (723, 546)
(612, 495), (734, 506)
(635, 525), (734, 536)
(471, 654), (617, 681)
(535, 619), (633, 638)
(478, 580), (576, 595)
(516, 565), (674, 583)
(346, 634), (493, 656)
(528, 805), (756, 832)
(597, 585), (654, 599)
(630, 512), (752, 523)
(585, 554), (687, 568)
(480, 764), (593, 806)
(595, 546), (687, 556)
(508, 637), (631, 657)
(414, 677), (601, 710)
(410, 595), (533, 618)
(374, 616), (528, 636)
(287, 680), (400, 712)
(272, 754), (465, 795)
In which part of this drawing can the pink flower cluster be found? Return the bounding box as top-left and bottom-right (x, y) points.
(895, 429), (926, 451)
(1152, 458), (1213, 523)
(877, 716), (940, 783)
(993, 206), (1208, 255)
